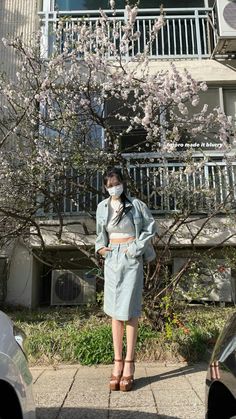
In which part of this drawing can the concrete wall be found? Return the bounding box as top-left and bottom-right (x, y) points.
(143, 59), (236, 85)
(31, 255), (43, 308)
(0, 0), (39, 79)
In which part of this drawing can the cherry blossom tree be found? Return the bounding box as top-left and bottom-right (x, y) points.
(0, 4), (235, 326)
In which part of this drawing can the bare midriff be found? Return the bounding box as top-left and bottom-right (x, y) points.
(109, 236), (135, 244)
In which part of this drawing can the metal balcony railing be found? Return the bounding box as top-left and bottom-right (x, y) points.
(38, 153), (236, 216)
(39, 7), (216, 59)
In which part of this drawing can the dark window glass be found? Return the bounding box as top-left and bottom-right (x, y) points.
(152, 0), (204, 6)
(224, 89), (236, 130)
(55, 0), (204, 10)
(119, 128), (149, 153)
(55, 0), (123, 10)
(174, 88), (221, 151)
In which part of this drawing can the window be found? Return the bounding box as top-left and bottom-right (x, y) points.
(224, 89), (236, 130)
(168, 88), (221, 152)
(189, 88), (220, 114)
(54, 0), (205, 10)
(153, 0), (205, 7)
(40, 97), (103, 148)
(105, 89), (224, 154)
(55, 0), (122, 10)
(104, 97), (150, 153)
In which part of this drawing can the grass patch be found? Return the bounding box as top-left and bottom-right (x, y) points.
(1, 304), (235, 366)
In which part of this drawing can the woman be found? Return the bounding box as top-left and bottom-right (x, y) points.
(95, 167), (157, 391)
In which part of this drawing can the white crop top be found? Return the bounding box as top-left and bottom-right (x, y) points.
(106, 199), (135, 239)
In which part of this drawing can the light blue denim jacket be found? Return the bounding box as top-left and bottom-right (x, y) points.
(95, 196), (157, 262)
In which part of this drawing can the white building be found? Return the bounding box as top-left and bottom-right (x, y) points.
(0, 0), (236, 307)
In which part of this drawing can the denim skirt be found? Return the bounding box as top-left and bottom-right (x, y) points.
(103, 242), (144, 321)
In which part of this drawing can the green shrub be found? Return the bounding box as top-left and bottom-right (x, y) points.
(2, 305), (234, 365)
(74, 324), (113, 365)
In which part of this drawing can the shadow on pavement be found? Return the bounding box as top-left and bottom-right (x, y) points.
(134, 362), (207, 390)
(37, 407), (180, 419)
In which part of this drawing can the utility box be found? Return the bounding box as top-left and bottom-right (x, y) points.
(50, 269), (96, 305)
(213, 0), (236, 55)
(215, 0), (236, 37)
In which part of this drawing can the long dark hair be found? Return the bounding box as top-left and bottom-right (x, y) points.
(103, 167), (132, 225)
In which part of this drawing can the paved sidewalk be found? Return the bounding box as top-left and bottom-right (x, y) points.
(31, 361), (207, 419)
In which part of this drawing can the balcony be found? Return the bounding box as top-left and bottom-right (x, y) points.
(38, 153), (236, 216)
(39, 7), (216, 59)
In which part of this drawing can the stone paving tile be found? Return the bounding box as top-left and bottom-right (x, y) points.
(153, 389), (203, 407)
(184, 370), (206, 403)
(38, 367), (78, 379)
(157, 417), (180, 419)
(73, 366), (111, 379)
(145, 366), (196, 384)
(145, 364), (191, 373)
(35, 377), (74, 389)
(157, 403), (205, 419)
(31, 368), (45, 383)
(131, 376), (152, 391)
(189, 386), (205, 404)
(36, 407), (60, 419)
(109, 406), (158, 419)
(149, 376), (192, 390)
(145, 362), (188, 368)
(184, 371), (206, 384)
(64, 390), (109, 408)
(32, 362), (207, 419)
(33, 367), (78, 389)
(58, 407), (109, 419)
(185, 362), (208, 371)
(33, 385), (68, 407)
(189, 371), (205, 380)
(73, 377), (110, 392)
(110, 390), (155, 408)
(73, 375), (151, 392)
(130, 365), (147, 378)
(157, 416), (180, 419)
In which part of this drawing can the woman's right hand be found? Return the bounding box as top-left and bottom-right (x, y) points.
(98, 247), (112, 257)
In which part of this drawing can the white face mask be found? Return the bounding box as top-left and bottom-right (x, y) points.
(106, 184), (124, 197)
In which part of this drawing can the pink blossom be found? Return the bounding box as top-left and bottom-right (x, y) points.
(110, 0), (115, 9)
(191, 96), (199, 107)
(153, 15), (165, 34)
(2, 37), (9, 47)
(126, 5), (138, 26)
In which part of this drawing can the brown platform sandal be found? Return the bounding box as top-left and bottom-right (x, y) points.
(109, 359), (124, 391)
(119, 360), (135, 392)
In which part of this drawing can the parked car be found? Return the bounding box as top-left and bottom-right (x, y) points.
(206, 311), (236, 419)
(0, 310), (36, 419)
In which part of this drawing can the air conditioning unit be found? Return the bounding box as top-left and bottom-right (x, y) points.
(173, 258), (233, 302)
(213, 0), (236, 55)
(215, 0), (236, 37)
(51, 269), (96, 305)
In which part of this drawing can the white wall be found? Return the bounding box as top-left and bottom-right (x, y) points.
(147, 60), (236, 84)
(5, 239), (34, 308)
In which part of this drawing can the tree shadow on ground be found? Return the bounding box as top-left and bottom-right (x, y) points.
(37, 407), (180, 419)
